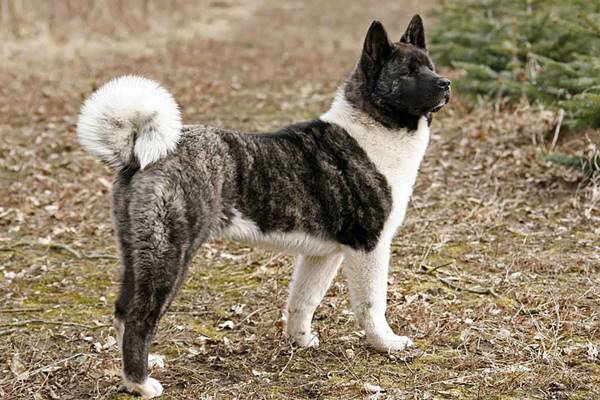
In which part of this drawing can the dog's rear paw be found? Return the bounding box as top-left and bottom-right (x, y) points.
(123, 377), (163, 399)
(369, 334), (414, 353)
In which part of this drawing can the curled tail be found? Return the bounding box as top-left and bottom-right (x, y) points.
(76, 75), (182, 170)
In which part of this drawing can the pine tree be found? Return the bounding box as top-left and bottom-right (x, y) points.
(543, 152), (600, 180)
(430, 0), (600, 177)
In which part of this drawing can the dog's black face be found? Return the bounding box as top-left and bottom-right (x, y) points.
(345, 16), (450, 130)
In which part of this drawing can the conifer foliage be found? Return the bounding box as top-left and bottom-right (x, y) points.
(430, 0), (600, 177)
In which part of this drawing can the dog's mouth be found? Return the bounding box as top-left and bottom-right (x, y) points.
(430, 92), (450, 113)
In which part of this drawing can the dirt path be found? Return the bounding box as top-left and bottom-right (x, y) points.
(1, 1), (598, 399)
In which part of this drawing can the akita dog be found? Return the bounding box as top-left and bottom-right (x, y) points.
(77, 15), (450, 398)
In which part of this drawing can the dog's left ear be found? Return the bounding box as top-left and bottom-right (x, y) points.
(400, 14), (426, 50)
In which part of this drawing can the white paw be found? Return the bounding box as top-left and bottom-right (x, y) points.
(369, 334), (414, 353)
(123, 377), (163, 399)
(287, 330), (320, 348)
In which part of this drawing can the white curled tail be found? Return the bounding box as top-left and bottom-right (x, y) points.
(76, 75), (182, 169)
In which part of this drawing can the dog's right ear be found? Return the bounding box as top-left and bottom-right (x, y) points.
(362, 21), (392, 65)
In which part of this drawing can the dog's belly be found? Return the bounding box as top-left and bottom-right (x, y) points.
(217, 209), (342, 256)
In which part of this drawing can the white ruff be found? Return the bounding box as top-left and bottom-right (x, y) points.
(320, 89), (430, 244)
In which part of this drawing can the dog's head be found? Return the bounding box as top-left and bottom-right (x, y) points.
(345, 16), (450, 129)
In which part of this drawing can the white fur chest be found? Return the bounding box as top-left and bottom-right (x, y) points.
(321, 95), (430, 244)
(369, 117), (429, 241)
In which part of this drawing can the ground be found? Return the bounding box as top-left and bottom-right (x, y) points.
(0, 1), (599, 399)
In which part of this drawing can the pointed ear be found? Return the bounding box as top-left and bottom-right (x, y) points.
(400, 14), (426, 50)
(363, 20), (392, 64)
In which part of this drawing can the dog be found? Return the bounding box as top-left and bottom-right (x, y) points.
(76, 15), (450, 398)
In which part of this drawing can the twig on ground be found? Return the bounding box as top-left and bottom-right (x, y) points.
(278, 346), (295, 376)
(413, 240), (435, 271)
(0, 239), (118, 260)
(23, 353), (85, 380)
(438, 276), (499, 297)
(0, 307), (44, 313)
(325, 348), (363, 383)
(417, 364), (533, 389)
(84, 253), (118, 260)
(1, 240), (82, 259)
(550, 108), (565, 152)
(248, 252), (284, 279)
(419, 261), (454, 274)
(0, 319), (107, 329)
(239, 307), (266, 326)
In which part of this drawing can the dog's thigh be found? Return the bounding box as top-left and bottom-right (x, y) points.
(285, 253), (343, 347)
(343, 244), (413, 352)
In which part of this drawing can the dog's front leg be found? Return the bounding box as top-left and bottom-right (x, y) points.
(343, 243), (414, 352)
(285, 253), (344, 347)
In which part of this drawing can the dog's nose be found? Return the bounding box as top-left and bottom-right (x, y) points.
(437, 78), (451, 90)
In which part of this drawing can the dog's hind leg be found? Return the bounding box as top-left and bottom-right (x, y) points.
(112, 180), (135, 352)
(120, 248), (190, 398)
(343, 243), (414, 353)
(113, 233), (134, 356)
(285, 253), (344, 347)
(119, 204), (197, 399)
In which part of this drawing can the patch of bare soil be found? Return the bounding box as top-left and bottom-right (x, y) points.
(1, 1), (598, 399)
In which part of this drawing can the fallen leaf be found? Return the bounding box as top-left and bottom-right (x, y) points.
(363, 382), (384, 393)
(10, 353), (29, 380)
(148, 354), (165, 369)
(218, 320), (235, 330)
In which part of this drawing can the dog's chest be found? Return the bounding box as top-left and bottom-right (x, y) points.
(352, 118), (430, 241)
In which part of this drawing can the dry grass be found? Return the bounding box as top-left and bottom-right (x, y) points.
(1, 1), (599, 399)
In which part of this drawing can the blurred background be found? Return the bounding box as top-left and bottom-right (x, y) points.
(430, 0), (600, 177)
(1, 1), (598, 399)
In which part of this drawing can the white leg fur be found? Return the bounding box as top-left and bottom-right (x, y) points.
(285, 253), (344, 347)
(343, 243), (414, 352)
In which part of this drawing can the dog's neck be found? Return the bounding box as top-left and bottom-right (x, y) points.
(321, 87), (431, 246)
(321, 88), (429, 140)
(321, 89), (430, 185)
